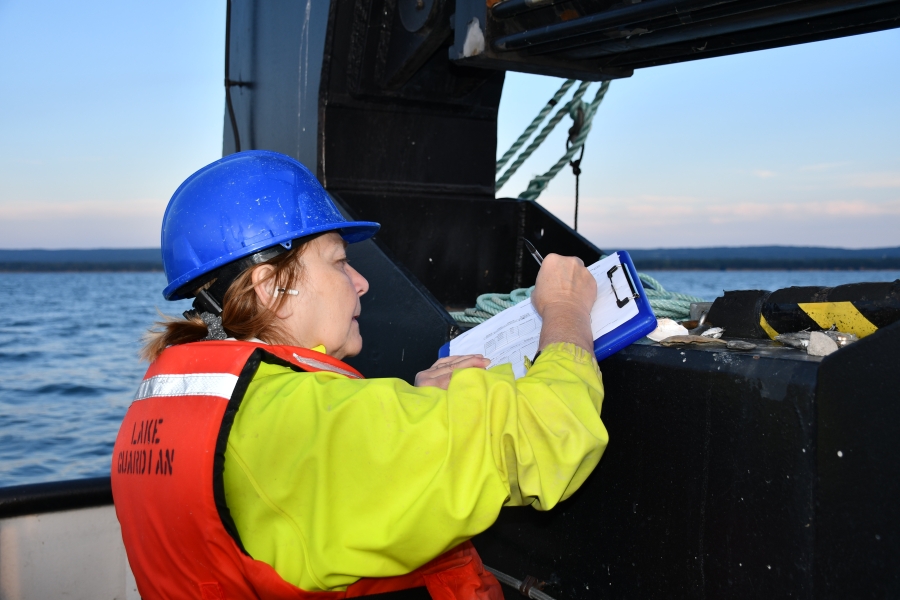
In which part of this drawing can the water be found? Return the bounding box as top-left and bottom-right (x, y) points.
(1, 270), (898, 488)
(0, 273), (192, 487)
(641, 270), (900, 302)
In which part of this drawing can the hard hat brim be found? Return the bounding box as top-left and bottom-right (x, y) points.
(163, 220), (380, 301)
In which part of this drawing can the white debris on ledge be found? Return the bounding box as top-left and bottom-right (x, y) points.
(646, 318), (689, 342)
(701, 327), (724, 339)
(776, 330), (858, 356)
(807, 331), (840, 356)
(463, 18), (485, 57)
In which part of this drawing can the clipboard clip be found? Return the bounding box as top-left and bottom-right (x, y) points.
(607, 264), (639, 308)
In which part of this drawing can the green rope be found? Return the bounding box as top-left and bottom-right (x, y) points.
(448, 267), (704, 327)
(449, 287), (534, 325)
(518, 81), (610, 202)
(463, 80), (703, 331)
(496, 79), (576, 175)
(636, 273), (704, 320)
(496, 81), (591, 190)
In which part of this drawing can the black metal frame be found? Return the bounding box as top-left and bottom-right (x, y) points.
(0, 477), (112, 519)
(453, 0), (900, 75)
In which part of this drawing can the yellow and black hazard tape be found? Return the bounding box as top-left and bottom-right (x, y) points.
(706, 281), (900, 340)
(760, 301), (883, 339)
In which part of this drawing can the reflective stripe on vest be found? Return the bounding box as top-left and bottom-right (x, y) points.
(133, 373), (239, 402)
(112, 340), (501, 600)
(291, 353), (361, 379)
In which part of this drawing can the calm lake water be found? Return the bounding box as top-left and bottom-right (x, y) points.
(1, 269), (898, 487)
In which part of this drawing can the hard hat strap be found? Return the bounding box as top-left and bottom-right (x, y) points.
(182, 244), (290, 320)
(192, 289), (223, 317)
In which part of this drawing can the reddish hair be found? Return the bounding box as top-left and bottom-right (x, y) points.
(141, 242), (310, 362)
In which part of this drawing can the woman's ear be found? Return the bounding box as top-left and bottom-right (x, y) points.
(250, 264), (293, 319)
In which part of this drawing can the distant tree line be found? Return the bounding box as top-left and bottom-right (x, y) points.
(0, 262), (163, 272)
(2, 247), (899, 272)
(3, 259), (899, 272)
(633, 258), (900, 271)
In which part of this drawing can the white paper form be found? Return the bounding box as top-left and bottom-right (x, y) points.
(449, 300), (542, 378)
(587, 252), (640, 339)
(448, 253), (639, 378)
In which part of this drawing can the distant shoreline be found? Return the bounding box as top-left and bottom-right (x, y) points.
(0, 263), (163, 273)
(632, 259), (900, 271)
(3, 262), (900, 273)
(639, 267), (900, 272)
(1, 247), (899, 273)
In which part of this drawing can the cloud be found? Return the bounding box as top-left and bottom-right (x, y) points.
(843, 172), (900, 189)
(536, 193), (900, 248)
(783, 167), (900, 190)
(546, 193), (900, 222)
(0, 199), (166, 248)
(754, 170), (777, 179)
(0, 199), (164, 219)
(704, 199), (900, 222)
(799, 161), (851, 172)
(789, 167), (900, 191)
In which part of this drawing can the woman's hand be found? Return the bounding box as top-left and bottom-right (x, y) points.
(415, 355), (491, 390)
(532, 254), (597, 353)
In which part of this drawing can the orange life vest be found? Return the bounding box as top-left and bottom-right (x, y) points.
(111, 340), (503, 600)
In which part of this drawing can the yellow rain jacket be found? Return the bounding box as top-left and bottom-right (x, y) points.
(223, 342), (607, 592)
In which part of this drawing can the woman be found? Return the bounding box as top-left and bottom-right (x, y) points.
(112, 150), (607, 600)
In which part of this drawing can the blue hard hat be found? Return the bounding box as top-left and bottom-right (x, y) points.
(161, 150), (379, 300)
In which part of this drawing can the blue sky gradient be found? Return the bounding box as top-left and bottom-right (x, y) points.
(498, 30), (900, 248)
(1, 1), (897, 249)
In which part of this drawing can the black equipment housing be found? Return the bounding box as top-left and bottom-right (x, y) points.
(452, 0), (900, 79)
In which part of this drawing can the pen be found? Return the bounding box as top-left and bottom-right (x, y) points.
(523, 239), (544, 266)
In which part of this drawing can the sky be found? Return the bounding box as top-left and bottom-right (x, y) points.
(0, 1), (897, 250)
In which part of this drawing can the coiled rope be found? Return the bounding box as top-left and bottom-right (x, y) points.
(469, 84), (704, 330)
(450, 287), (534, 325)
(496, 79), (576, 175)
(448, 267), (704, 326)
(494, 77), (611, 202)
(496, 81), (591, 190)
(636, 273), (705, 320)
(519, 81), (610, 202)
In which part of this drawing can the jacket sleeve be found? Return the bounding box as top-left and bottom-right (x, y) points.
(222, 342), (607, 592)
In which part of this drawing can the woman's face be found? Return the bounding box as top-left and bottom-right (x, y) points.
(273, 232), (369, 359)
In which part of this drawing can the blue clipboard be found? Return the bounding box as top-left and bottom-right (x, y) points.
(439, 251), (656, 362)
